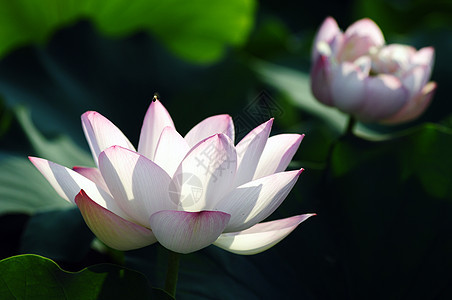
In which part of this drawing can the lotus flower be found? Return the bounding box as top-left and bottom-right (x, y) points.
(30, 100), (313, 254)
(311, 17), (436, 123)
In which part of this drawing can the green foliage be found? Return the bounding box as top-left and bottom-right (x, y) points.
(0, 0), (256, 64)
(0, 254), (173, 299)
(354, 0), (452, 34)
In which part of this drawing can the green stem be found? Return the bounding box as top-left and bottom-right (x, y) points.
(164, 250), (181, 297)
(345, 115), (356, 136)
(322, 115), (357, 184)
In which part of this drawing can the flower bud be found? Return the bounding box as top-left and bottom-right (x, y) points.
(310, 17), (436, 123)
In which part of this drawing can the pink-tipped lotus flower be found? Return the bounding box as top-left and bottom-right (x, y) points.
(311, 17), (436, 123)
(30, 100), (313, 254)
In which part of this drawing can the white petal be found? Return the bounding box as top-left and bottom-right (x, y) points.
(337, 19), (385, 62)
(137, 100), (175, 160)
(184, 114), (235, 148)
(72, 166), (110, 194)
(149, 210), (230, 254)
(310, 55), (334, 106)
(234, 119), (273, 187)
(312, 17), (341, 61)
(81, 111), (135, 166)
(99, 146), (175, 227)
(330, 62), (367, 114)
(357, 74), (408, 121)
(216, 169), (302, 233)
(383, 81), (436, 124)
(75, 190), (157, 251)
(214, 214), (314, 255)
(411, 46), (434, 69)
(29, 157), (126, 219)
(171, 134), (237, 211)
(402, 65), (431, 100)
(344, 18), (385, 47)
(153, 127), (190, 177)
(253, 134), (304, 180)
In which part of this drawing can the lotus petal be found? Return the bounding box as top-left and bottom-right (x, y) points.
(81, 111), (135, 166)
(217, 169), (302, 232)
(154, 126), (190, 177)
(214, 214), (315, 255)
(150, 210), (230, 254)
(358, 74), (408, 121)
(29, 157), (126, 218)
(138, 100), (175, 160)
(253, 134), (304, 180)
(172, 134), (237, 211)
(76, 190), (156, 251)
(184, 114), (235, 148)
(99, 146), (175, 227)
(234, 119), (273, 187)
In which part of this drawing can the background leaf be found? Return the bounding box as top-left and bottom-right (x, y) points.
(15, 106), (94, 167)
(0, 254), (173, 300)
(0, 0), (256, 64)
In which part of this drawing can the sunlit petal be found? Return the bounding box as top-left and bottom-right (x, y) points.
(234, 119), (273, 187)
(217, 169), (302, 232)
(81, 111), (135, 166)
(184, 114), (235, 148)
(154, 126), (190, 177)
(29, 156), (126, 219)
(172, 134), (237, 211)
(214, 214), (315, 255)
(150, 210), (230, 254)
(253, 134), (304, 180)
(99, 146), (175, 227)
(138, 100), (175, 160)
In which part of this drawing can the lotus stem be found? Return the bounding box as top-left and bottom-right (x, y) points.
(164, 249), (181, 297)
(345, 115), (356, 136)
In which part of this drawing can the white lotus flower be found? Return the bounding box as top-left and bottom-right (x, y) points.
(30, 100), (313, 254)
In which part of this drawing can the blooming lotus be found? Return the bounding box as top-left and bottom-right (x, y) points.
(311, 17), (436, 123)
(30, 100), (313, 254)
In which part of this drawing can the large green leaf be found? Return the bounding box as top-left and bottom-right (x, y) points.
(0, 0), (256, 64)
(0, 254), (173, 299)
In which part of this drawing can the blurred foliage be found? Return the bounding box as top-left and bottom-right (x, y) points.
(0, 254), (173, 299)
(0, 0), (451, 299)
(0, 0), (256, 63)
(354, 0), (452, 34)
